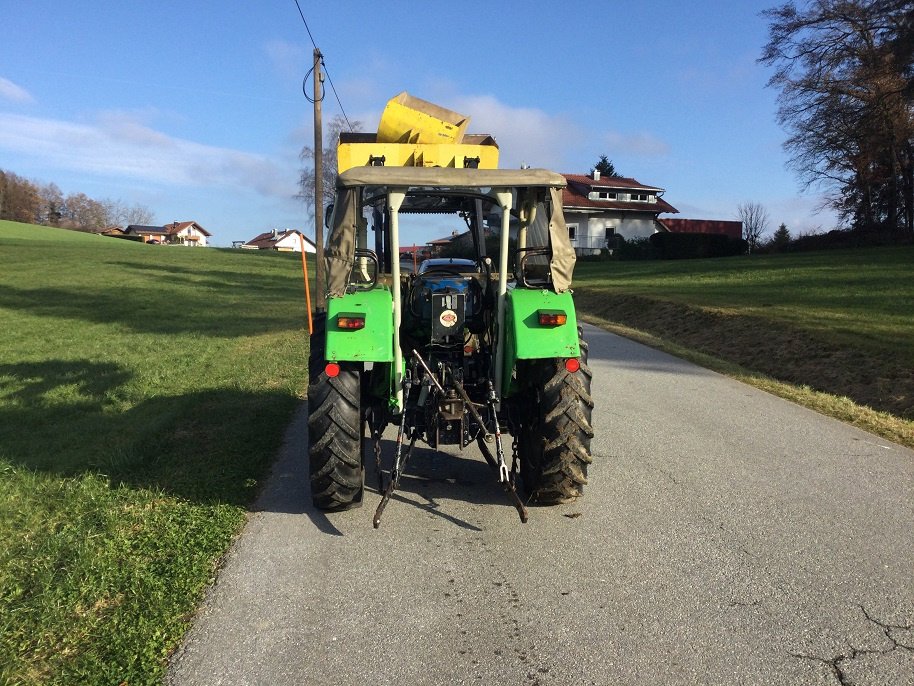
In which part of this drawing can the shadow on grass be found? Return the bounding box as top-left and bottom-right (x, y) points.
(1, 359), (553, 528)
(0, 282), (304, 338)
(0, 359), (302, 508)
(105, 257), (309, 299)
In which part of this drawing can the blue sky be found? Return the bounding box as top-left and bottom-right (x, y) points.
(0, 1), (835, 246)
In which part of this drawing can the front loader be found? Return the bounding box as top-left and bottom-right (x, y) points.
(307, 93), (594, 526)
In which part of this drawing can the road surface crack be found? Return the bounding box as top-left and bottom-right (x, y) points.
(860, 604), (914, 653)
(789, 605), (914, 685)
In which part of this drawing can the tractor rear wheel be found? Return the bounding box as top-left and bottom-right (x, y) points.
(518, 326), (594, 504)
(307, 313), (364, 510)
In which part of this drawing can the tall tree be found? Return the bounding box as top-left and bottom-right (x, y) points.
(124, 203), (155, 226)
(738, 201), (770, 253)
(62, 192), (107, 230)
(38, 182), (65, 225)
(760, 0), (914, 237)
(0, 170), (41, 223)
(592, 155), (618, 177)
(771, 222), (792, 250)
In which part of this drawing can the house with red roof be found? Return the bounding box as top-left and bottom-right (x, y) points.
(562, 171), (678, 254)
(657, 218), (743, 240)
(241, 229), (316, 253)
(124, 221), (211, 246)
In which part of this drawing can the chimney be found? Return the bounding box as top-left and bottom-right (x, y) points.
(271, 229), (277, 238)
(593, 170), (601, 181)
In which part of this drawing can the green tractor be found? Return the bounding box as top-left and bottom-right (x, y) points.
(307, 96), (593, 526)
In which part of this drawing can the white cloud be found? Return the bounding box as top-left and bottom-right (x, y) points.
(0, 77), (34, 104)
(602, 130), (670, 157)
(0, 112), (292, 198)
(450, 95), (585, 170)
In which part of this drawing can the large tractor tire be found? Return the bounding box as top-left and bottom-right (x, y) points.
(307, 313), (364, 510)
(518, 326), (594, 504)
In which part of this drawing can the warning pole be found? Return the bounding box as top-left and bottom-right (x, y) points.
(299, 233), (313, 334)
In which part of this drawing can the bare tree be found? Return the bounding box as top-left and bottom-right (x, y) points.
(298, 115), (362, 220)
(101, 199), (155, 227)
(760, 0), (914, 237)
(125, 203), (155, 226)
(0, 170), (41, 223)
(63, 192), (107, 231)
(37, 182), (65, 225)
(737, 201), (770, 254)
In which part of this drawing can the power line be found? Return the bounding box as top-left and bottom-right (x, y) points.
(292, 0), (317, 50)
(292, 0), (354, 132)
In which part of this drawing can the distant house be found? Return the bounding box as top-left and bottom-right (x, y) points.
(562, 171), (679, 254)
(165, 221), (211, 246)
(124, 224), (168, 243)
(97, 226), (127, 238)
(124, 221), (211, 246)
(242, 229), (316, 253)
(425, 229), (484, 258)
(658, 218), (743, 240)
(399, 244), (433, 261)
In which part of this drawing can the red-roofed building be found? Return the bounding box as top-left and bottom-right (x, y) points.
(658, 218), (743, 240)
(165, 221), (211, 246)
(562, 171), (678, 254)
(124, 221), (212, 246)
(241, 229), (316, 252)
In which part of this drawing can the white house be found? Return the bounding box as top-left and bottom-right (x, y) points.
(166, 221), (211, 247)
(562, 172), (678, 254)
(242, 229), (316, 253)
(124, 221), (211, 246)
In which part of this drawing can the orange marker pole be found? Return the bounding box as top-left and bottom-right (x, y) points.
(299, 233), (314, 334)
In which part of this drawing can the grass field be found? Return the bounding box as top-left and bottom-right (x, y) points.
(2, 222), (912, 682)
(573, 247), (914, 444)
(0, 221), (311, 684)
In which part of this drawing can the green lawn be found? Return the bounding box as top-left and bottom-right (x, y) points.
(2, 222), (912, 681)
(0, 221), (312, 684)
(575, 248), (914, 352)
(573, 247), (914, 436)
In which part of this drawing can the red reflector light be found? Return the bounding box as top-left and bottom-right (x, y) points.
(538, 310), (567, 326)
(564, 358), (580, 373)
(325, 362), (341, 378)
(336, 315), (366, 330)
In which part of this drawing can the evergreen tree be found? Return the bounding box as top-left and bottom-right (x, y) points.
(592, 155), (618, 177)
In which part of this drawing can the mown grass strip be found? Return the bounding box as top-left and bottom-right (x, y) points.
(0, 221), (312, 684)
(573, 247), (914, 448)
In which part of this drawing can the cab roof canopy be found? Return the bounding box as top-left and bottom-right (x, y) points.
(336, 166), (567, 190)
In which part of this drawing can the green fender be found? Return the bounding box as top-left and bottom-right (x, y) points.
(325, 288), (394, 363)
(502, 288), (580, 396)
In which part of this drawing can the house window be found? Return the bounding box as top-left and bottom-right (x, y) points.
(567, 224), (578, 241)
(606, 226), (616, 236)
(597, 191), (617, 200)
(630, 193), (649, 202)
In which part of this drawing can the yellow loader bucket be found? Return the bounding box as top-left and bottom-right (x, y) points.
(377, 92), (470, 144)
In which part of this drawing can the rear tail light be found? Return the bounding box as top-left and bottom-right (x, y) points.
(325, 362), (341, 377)
(336, 314), (366, 330)
(564, 358), (580, 373)
(538, 310), (567, 326)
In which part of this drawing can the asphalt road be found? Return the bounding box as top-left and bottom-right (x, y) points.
(167, 324), (914, 685)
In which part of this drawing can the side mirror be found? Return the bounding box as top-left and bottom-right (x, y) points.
(324, 204), (334, 230)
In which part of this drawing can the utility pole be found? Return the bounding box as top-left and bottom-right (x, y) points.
(313, 48), (326, 311)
